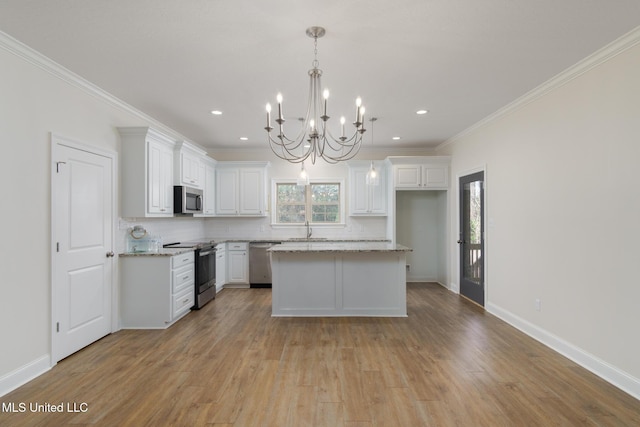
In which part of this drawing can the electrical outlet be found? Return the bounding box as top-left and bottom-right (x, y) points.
(535, 298), (541, 311)
(406, 264), (411, 272)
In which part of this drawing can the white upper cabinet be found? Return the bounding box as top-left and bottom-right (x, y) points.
(239, 168), (266, 215)
(394, 165), (422, 188)
(348, 161), (387, 216)
(422, 165), (448, 188)
(119, 127), (176, 217)
(148, 141), (174, 215)
(389, 156), (450, 190)
(215, 168), (239, 215)
(201, 157), (217, 216)
(215, 162), (269, 216)
(174, 141), (207, 189)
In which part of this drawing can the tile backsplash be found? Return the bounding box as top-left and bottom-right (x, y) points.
(117, 215), (388, 253)
(117, 217), (206, 253)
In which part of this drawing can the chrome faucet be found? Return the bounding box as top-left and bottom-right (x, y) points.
(305, 220), (312, 239)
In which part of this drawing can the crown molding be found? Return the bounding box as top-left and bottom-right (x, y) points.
(0, 30), (188, 144)
(208, 145), (436, 158)
(437, 25), (640, 151)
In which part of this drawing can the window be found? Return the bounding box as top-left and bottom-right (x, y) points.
(276, 183), (306, 223)
(274, 181), (342, 224)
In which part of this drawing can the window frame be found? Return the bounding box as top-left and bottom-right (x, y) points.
(271, 178), (346, 227)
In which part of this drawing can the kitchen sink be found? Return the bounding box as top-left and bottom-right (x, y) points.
(287, 238), (329, 242)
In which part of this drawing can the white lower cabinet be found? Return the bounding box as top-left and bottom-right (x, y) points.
(121, 252), (195, 329)
(226, 242), (249, 287)
(215, 244), (227, 291)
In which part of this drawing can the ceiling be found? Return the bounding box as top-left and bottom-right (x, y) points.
(1, 0), (639, 152)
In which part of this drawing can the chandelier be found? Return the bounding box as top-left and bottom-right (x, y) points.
(265, 26), (366, 165)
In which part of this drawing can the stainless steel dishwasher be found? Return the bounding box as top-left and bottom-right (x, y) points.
(249, 241), (281, 286)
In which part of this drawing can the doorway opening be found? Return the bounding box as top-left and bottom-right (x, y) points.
(395, 190), (448, 285)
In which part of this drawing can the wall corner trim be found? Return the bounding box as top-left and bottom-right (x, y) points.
(0, 355), (51, 398)
(0, 30), (186, 144)
(437, 25), (640, 151)
(487, 302), (640, 401)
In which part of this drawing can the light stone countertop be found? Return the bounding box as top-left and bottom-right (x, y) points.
(268, 242), (412, 253)
(119, 238), (393, 256)
(119, 247), (194, 257)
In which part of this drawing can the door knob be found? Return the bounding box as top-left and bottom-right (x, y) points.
(106, 251), (115, 258)
(457, 240), (464, 244)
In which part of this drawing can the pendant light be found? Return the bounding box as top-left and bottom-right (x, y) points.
(297, 161), (310, 186)
(365, 118), (379, 186)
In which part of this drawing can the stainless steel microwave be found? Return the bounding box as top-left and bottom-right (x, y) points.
(173, 185), (203, 214)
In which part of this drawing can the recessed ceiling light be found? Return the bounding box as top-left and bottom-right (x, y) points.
(239, 137), (248, 141)
(416, 109), (428, 115)
(392, 136), (401, 140)
(210, 110), (223, 115)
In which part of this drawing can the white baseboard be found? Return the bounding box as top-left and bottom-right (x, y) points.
(487, 302), (640, 401)
(0, 355), (51, 397)
(449, 281), (460, 293)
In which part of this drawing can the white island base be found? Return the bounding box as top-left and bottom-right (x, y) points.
(270, 243), (410, 317)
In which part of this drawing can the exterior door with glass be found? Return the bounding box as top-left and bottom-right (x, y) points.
(458, 171), (485, 306)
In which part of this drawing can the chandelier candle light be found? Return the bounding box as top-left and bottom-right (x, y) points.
(265, 26), (367, 165)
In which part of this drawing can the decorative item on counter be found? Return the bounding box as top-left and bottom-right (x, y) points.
(126, 225), (160, 253)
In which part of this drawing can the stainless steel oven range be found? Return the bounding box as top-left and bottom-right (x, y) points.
(163, 241), (217, 309)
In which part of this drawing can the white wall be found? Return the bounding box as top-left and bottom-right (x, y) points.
(0, 34), (187, 394)
(203, 158), (389, 240)
(395, 191), (448, 283)
(437, 31), (640, 396)
(436, 190), (449, 285)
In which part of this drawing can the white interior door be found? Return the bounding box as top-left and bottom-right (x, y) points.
(52, 137), (115, 363)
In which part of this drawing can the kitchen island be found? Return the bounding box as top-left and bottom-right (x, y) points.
(269, 242), (412, 317)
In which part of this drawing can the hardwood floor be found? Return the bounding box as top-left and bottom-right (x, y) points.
(1, 283), (639, 426)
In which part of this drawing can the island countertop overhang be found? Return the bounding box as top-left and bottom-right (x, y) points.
(268, 242), (412, 253)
